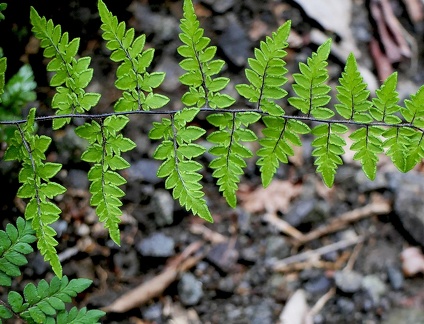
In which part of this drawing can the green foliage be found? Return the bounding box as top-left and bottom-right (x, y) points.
(75, 115), (136, 245)
(0, 3), (6, 21)
(4, 108), (65, 277)
(30, 7), (100, 129)
(0, 217), (36, 287)
(98, 0), (169, 112)
(0, 64), (37, 142)
(2, 274), (104, 323)
(2, 0), (424, 287)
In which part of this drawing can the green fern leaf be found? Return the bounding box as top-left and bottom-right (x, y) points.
(350, 125), (384, 180)
(335, 53), (372, 122)
(98, 0), (169, 112)
(236, 21), (291, 115)
(30, 7), (100, 129)
(76, 115), (135, 245)
(4, 109), (64, 277)
(207, 112), (261, 207)
(371, 72), (401, 124)
(178, 0), (235, 109)
(312, 123), (348, 186)
(257, 118), (310, 187)
(288, 39), (332, 118)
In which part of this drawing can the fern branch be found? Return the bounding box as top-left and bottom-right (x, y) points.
(30, 8), (100, 130)
(98, 0), (169, 112)
(3, 109), (65, 277)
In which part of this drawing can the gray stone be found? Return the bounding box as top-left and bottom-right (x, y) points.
(127, 159), (161, 184)
(265, 235), (290, 259)
(361, 275), (387, 303)
(137, 232), (175, 257)
(178, 272), (203, 306)
(334, 270), (363, 293)
(152, 189), (174, 227)
(386, 265), (404, 290)
(202, 0), (235, 13)
(388, 171), (424, 247)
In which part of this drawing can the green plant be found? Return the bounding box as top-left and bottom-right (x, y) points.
(1, 0), (424, 321)
(0, 217), (104, 323)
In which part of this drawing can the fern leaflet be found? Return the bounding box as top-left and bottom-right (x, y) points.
(30, 8), (101, 130)
(3, 109), (65, 277)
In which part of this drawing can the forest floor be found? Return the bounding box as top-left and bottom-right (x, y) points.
(2, 0), (424, 323)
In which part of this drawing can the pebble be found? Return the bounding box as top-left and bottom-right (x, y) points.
(265, 235), (290, 259)
(388, 171), (424, 247)
(151, 189), (174, 227)
(136, 232), (175, 257)
(65, 169), (89, 189)
(336, 297), (356, 314)
(127, 159), (161, 184)
(361, 275), (387, 303)
(178, 272), (203, 306)
(202, 0), (235, 13)
(142, 303), (162, 322)
(385, 308), (424, 324)
(334, 270), (363, 293)
(386, 265), (404, 290)
(304, 275), (332, 294)
(218, 14), (250, 67)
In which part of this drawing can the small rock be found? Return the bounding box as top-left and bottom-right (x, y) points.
(389, 172), (424, 247)
(265, 235), (290, 259)
(65, 169), (89, 189)
(113, 250), (139, 278)
(152, 189), (174, 227)
(155, 57), (184, 92)
(285, 199), (316, 227)
(202, 0), (235, 13)
(361, 275), (387, 304)
(386, 265), (404, 290)
(249, 299), (273, 324)
(334, 270), (363, 293)
(218, 14), (250, 67)
(75, 223), (90, 237)
(336, 297), (356, 315)
(127, 159), (161, 184)
(137, 232), (175, 257)
(142, 303), (162, 322)
(178, 272), (203, 306)
(206, 241), (239, 273)
(304, 275), (332, 294)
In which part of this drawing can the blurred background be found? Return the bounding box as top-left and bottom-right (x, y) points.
(1, 0), (424, 323)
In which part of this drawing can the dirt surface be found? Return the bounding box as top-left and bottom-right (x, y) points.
(2, 0), (424, 323)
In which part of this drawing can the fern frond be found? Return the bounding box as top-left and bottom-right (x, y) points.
(257, 118), (310, 187)
(178, 0), (235, 109)
(76, 115), (135, 245)
(98, 0), (169, 112)
(335, 53), (372, 122)
(312, 123), (348, 186)
(402, 86), (424, 171)
(0, 217), (36, 287)
(349, 125), (384, 180)
(236, 21), (290, 115)
(207, 112), (261, 207)
(150, 108), (212, 222)
(30, 8), (101, 130)
(4, 276), (104, 323)
(288, 39), (333, 119)
(4, 108), (65, 276)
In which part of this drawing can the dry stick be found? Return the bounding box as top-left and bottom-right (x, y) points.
(262, 212), (305, 240)
(102, 241), (205, 313)
(271, 234), (364, 272)
(294, 198), (391, 245)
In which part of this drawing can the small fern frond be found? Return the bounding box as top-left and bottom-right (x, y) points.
(335, 53), (372, 122)
(257, 118), (310, 187)
(98, 0), (169, 112)
(312, 123), (348, 186)
(0, 217), (36, 287)
(207, 112), (261, 207)
(76, 115), (135, 245)
(178, 0), (235, 109)
(349, 125), (384, 180)
(150, 108), (212, 222)
(30, 8), (101, 130)
(4, 108), (65, 276)
(3, 276), (103, 323)
(402, 86), (424, 171)
(236, 21), (291, 116)
(288, 39), (333, 119)
(371, 72), (401, 124)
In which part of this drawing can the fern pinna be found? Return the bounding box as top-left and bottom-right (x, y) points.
(3, 0), (424, 277)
